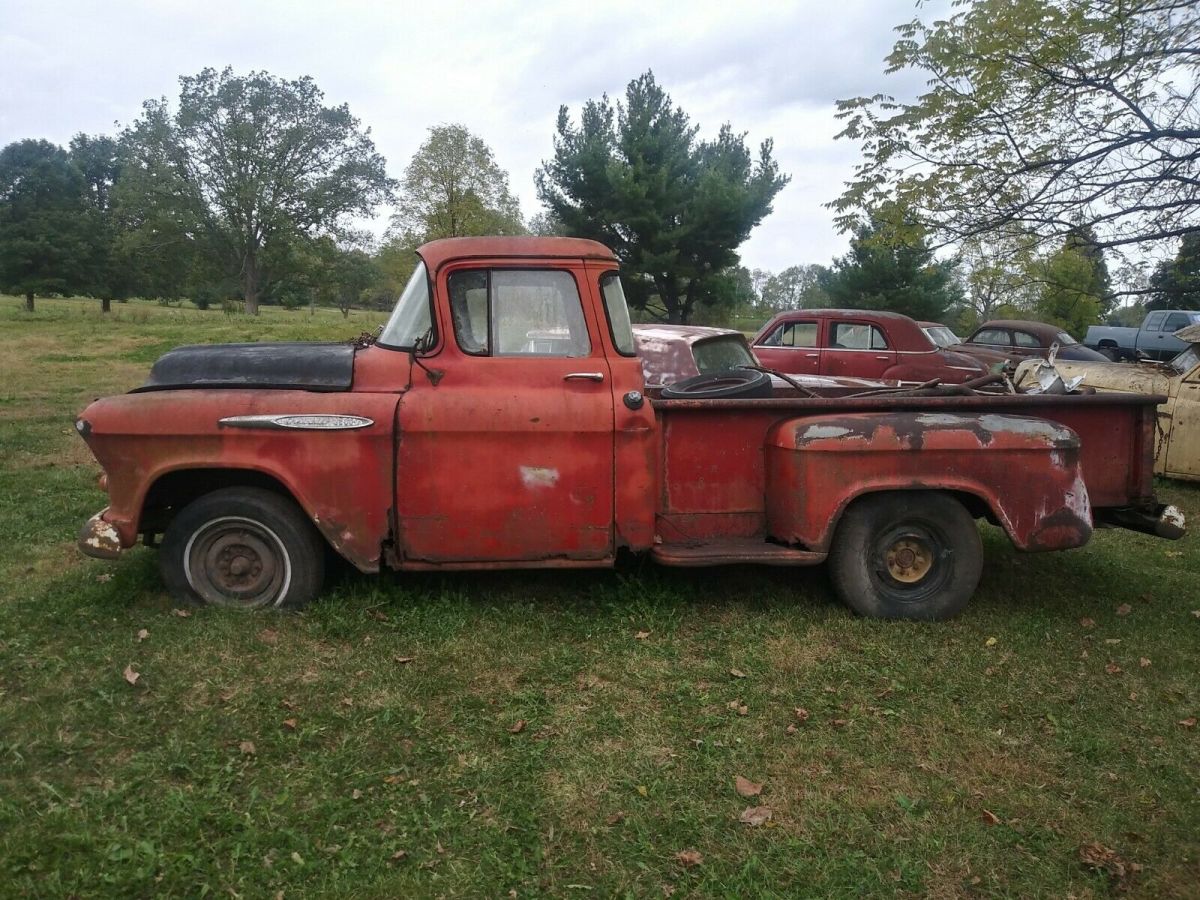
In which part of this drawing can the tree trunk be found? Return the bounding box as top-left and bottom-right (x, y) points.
(243, 253), (260, 316)
(101, 297), (112, 313)
(24, 292), (34, 312)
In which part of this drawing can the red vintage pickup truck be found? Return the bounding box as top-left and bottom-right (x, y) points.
(75, 237), (1185, 620)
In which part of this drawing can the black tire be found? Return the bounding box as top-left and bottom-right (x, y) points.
(827, 491), (982, 621)
(159, 487), (325, 610)
(1098, 346), (1120, 362)
(660, 368), (772, 400)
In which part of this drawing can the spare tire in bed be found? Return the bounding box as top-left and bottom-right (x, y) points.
(659, 368), (773, 400)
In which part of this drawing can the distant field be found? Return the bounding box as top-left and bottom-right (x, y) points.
(1, 294), (1198, 897)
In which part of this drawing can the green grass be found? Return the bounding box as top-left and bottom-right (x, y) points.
(1, 294), (1198, 897)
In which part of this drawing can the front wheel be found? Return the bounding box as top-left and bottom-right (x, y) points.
(827, 491), (982, 621)
(160, 487), (325, 610)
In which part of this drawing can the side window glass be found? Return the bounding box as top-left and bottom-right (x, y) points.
(448, 270), (489, 355)
(1013, 331), (1041, 348)
(831, 322), (881, 350)
(1144, 313), (1163, 332)
(973, 328), (1010, 346)
(493, 270), (591, 357)
(1164, 313), (1189, 332)
(599, 273), (635, 355)
(787, 322), (818, 347)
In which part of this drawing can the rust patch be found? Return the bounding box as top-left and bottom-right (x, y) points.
(78, 510), (123, 560)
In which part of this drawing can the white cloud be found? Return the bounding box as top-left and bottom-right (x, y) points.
(0, 0), (949, 271)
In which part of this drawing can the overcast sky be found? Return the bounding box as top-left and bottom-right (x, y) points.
(0, 0), (948, 273)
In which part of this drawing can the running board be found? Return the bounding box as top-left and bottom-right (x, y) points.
(652, 539), (826, 568)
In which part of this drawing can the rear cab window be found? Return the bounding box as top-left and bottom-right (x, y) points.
(693, 336), (756, 374)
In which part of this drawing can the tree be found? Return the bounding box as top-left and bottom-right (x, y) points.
(119, 67), (393, 314)
(1032, 236), (1107, 335)
(759, 264), (829, 311)
(817, 221), (963, 321)
(69, 134), (124, 310)
(0, 139), (101, 311)
(1148, 233), (1200, 310)
(536, 71), (788, 323)
(392, 125), (524, 242)
(832, 1), (1200, 285)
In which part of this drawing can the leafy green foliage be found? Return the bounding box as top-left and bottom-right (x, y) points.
(118, 67), (393, 314)
(817, 221), (963, 321)
(392, 124), (524, 244)
(537, 71), (788, 324)
(0, 140), (104, 310)
(1032, 238), (1107, 336)
(1149, 233), (1200, 311)
(833, 0), (1200, 286)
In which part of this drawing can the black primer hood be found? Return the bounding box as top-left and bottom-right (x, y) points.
(132, 342), (356, 393)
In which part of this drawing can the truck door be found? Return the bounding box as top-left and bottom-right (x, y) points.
(821, 320), (896, 378)
(395, 262), (616, 563)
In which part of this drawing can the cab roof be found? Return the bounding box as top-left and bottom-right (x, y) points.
(416, 236), (618, 273)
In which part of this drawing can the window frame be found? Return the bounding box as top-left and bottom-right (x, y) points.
(598, 270), (636, 357)
(830, 321), (889, 351)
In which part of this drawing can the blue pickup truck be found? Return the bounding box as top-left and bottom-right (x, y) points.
(1085, 310), (1200, 361)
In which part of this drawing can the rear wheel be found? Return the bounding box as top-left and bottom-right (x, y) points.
(828, 491), (982, 621)
(160, 487), (325, 610)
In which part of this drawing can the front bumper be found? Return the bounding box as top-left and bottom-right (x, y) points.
(78, 509), (124, 560)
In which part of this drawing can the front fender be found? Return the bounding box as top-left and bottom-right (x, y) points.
(76, 390), (400, 572)
(765, 412), (1093, 552)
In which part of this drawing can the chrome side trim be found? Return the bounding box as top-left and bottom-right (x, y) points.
(218, 414), (375, 431)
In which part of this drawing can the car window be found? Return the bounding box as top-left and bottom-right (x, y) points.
(599, 272), (636, 356)
(1163, 312), (1191, 332)
(1144, 312), (1164, 332)
(762, 320), (817, 348)
(448, 269), (591, 357)
(924, 325), (960, 348)
(971, 328), (1011, 346)
(1013, 331), (1042, 348)
(693, 336), (756, 374)
(831, 322), (888, 350)
(1055, 330), (1078, 345)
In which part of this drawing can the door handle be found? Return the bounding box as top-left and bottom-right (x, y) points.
(805, 353), (819, 359)
(563, 372), (605, 382)
(874, 355), (889, 360)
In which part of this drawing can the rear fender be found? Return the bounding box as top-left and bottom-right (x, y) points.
(765, 412), (1093, 552)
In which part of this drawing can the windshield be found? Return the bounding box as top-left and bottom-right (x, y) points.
(1056, 330), (1080, 346)
(923, 325), (960, 348)
(379, 262), (433, 349)
(693, 335), (756, 374)
(1170, 344), (1199, 375)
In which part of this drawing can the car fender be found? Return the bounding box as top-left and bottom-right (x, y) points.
(764, 411), (1092, 552)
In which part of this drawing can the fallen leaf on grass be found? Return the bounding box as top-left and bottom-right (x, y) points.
(339, 697), (353, 708)
(1104, 638), (1122, 645)
(239, 740), (256, 755)
(280, 698), (297, 710)
(258, 628), (279, 645)
(351, 789), (363, 800)
(984, 636), (997, 647)
(136, 628), (149, 642)
(1079, 841), (1131, 882)
(1191, 610), (1200, 619)
(1105, 662), (1123, 675)
(739, 806), (773, 826)
(96, 573), (112, 583)
(793, 707), (810, 722)
(734, 775), (763, 798)
(1115, 604), (1132, 617)
(785, 724), (797, 735)
(171, 608), (192, 618)
(831, 718), (849, 728)
(604, 811), (625, 826)
(1179, 717), (1197, 729)
(1139, 657), (1151, 668)
(675, 849), (703, 867)
(981, 809), (1001, 826)
(634, 630), (651, 640)
(123, 664), (140, 685)
(390, 849), (407, 861)
(394, 656), (415, 665)
(637, 785), (648, 797)
(726, 700), (748, 716)
(282, 718), (298, 731)
(509, 720), (526, 734)
(383, 774), (403, 784)
(367, 610), (388, 621)
(729, 668), (746, 679)
(1079, 617), (1096, 629)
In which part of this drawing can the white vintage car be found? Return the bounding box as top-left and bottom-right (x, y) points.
(1048, 324), (1200, 481)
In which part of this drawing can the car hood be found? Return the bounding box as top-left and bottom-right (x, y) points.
(1052, 359), (1177, 397)
(132, 342), (356, 393)
(952, 343), (1012, 365)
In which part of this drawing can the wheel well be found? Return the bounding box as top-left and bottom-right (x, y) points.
(839, 488), (997, 529)
(141, 469), (295, 533)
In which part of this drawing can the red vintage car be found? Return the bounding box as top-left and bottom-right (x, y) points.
(74, 237), (1183, 621)
(751, 309), (989, 383)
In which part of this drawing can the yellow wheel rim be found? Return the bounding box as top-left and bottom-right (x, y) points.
(885, 538), (933, 584)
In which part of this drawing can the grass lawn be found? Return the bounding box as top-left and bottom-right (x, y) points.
(1, 296), (1197, 898)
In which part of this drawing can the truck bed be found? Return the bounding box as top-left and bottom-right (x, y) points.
(651, 392), (1159, 544)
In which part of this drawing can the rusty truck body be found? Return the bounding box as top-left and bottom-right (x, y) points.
(75, 237), (1185, 620)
